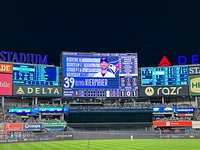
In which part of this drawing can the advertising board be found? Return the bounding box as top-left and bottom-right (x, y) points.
(13, 85), (62, 97)
(0, 63), (12, 73)
(0, 74), (12, 96)
(23, 123), (43, 131)
(139, 86), (189, 97)
(153, 121), (192, 127)
(3, 123), (23, 132)
(189, 76), (200, 96)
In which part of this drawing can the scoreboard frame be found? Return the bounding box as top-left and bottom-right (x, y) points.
(61, 51), (138, 98)
(141, 65), (189, 87)
(12, 63), (60, 86)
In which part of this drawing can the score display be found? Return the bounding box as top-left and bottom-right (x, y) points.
(62, 52), (138, 97)
(141, 66), (188, 86)
(13, 64), (59, 86)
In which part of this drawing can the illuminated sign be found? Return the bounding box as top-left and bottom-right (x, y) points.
(189, 76), (200, 96)
(0, 50), (48, 65)
(158, 56), (171, 67)
(13, 64), (59, 86)
(141, 66), (188, 86)
(0, 74), (12, 96)
(0, 63), (12, 73)
(178, 54), (200, 65)
(188, 65), (200, 75)
(153, 121), (192, 127)
(39, 107), (63, 113)
(13, 85), (62, 97)
(9, 108), (32, 114)
(139, 86), (189, 97)
(62, 52), (138, 97)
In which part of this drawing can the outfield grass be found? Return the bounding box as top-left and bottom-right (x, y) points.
(0, 139), (200, 150)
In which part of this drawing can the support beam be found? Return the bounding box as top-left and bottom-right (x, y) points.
(2, 97), (5, 109)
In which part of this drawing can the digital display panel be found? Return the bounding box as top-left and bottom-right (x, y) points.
(62, 52), (138, 97)
(141, 66), (188, 86)
(9, 108), (32, 114)
(13, 64), (59, 86)
(39, 107), (63, 113)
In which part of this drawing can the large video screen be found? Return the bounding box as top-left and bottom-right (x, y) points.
(13, 64), (59, 86)
(141, 66), (188, 86)
(62, 52), (138, 97)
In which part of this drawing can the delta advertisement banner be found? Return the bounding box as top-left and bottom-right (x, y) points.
(0, 74), (12, 96)
(3, 123), (23, 132)
(139, 86), (189, 97)
(189, 76), (200, 96)
(0, 63), (12, 73)
(153, 121), (192, 127)
(23, 123), (44, 131)
(13, 85), (62, 97)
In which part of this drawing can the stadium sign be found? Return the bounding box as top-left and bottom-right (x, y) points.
(0, 50), (48, 65)
(189, 65), (200, 75)
(189, 76), (200, 96)
(23, 123), (43, 131)
(0, 74), (12, 96)
(13, 85), (62, 97)
(139, 86), (189, 97)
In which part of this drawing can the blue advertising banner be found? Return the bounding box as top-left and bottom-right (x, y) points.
(153, 107), (195, 113)
(174, 108), (195, 113)
(23, 123), (43, 131)
(39, 107), (63, 113)
(153, 107), (174, 113)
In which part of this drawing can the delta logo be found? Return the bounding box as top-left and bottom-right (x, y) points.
(158, 54), (200, 66)
(14, 86), (61, 97)
(158, 56), (171, 67)
(16, 87), (25, 94)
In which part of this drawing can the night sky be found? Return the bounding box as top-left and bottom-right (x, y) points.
(1, 1), (200, 67)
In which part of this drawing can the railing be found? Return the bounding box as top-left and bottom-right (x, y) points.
(1, 130), (200, 143)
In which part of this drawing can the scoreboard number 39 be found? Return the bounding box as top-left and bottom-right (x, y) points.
(64, 77), (75, 88)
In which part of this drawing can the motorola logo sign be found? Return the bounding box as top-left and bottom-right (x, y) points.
(145, 87), (154, 96)
(139, 86), (189, 97)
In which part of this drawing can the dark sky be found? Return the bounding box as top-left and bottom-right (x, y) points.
(1, 1), (200, 67)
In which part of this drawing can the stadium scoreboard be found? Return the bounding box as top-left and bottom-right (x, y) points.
(62, 52), (138, 97)
(141, 66), (188, 86)
(13, 64), (59, 86)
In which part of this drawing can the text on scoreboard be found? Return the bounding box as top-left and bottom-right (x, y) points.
(13, 64), (59, 86)
(62, 52), (138, 97)
(141, 66), (188, 86)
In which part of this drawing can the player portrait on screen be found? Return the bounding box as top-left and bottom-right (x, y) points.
(93, 58), (116, 78)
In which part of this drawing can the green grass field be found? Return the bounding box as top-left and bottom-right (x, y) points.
(0, 139), (200, 150)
